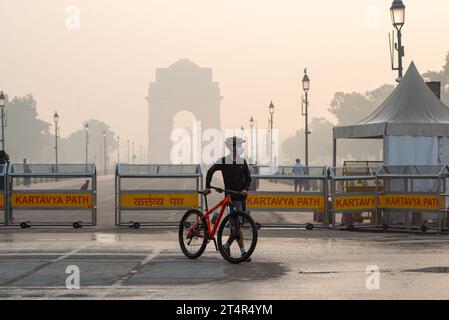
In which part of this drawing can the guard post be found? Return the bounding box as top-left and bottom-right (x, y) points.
(247, 165), (328, 229)
(7, 163), (97, 228)
(115, 164), (203, 228)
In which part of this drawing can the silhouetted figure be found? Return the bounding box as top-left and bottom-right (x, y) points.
(0, 151), (9, 191)
(80, 180), (90, 190)
(23, 159), (32, 187)
(293, 158), (304, 192)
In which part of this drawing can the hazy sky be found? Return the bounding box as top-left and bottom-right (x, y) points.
(1, 0), (449, 147)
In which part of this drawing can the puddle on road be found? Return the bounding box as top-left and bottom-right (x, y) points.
(91, 233), (121, 244)
(125, 256), (288, 286)
(404, 267), (449, 274)
(223, 261), (288, 282)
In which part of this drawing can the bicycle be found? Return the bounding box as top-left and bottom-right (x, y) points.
(179, 186), (258, 263)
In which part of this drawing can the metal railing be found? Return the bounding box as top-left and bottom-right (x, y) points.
(7, 163), (97, 228)
(115, 164), (203, 228)
(375, 165), (449, 232)
(329, 166), (380, 229)
(247, 165), (329, 229)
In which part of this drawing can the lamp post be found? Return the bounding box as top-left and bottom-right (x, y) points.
(302, 69), (311, 167)
(132, 141), (135, 164)
(127, 139), (130, 163)
(53, 111), (59, 171)
(140, 144), (143, 163)
(250, 117), (254, 163)
(390, 0), (406, 81)
(103, 130), (107, 175)
(84, 122), (89, 166)
(117, 136), (120, 164)
(269, 101), (274, 165)
(0, 91), (6, 151)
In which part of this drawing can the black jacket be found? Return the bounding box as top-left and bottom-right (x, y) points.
(206, 156), (252, 200)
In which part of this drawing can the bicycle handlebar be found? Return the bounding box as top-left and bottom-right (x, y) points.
(198, 186), (245, 196)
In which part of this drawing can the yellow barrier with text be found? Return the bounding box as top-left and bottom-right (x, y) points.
(0, 194), (4, 210)
(120, 193), (198, 209)
(11, 193), (93, 208)
(247, 194), (325, 211)
(334, 194), (444, 211)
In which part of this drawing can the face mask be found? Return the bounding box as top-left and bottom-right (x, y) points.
(236, 146), (244, 156)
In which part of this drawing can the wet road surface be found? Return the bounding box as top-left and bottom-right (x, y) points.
(1, 177), (449, 299)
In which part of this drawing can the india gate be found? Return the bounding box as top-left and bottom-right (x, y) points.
(147, 59), (222, 164)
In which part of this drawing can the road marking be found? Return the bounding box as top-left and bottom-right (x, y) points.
(111, 249), (161, 288)
(98, 195), (115, 203)
(0, 245), (90, 287)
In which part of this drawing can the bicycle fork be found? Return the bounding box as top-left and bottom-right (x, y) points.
(211, 237), (219, 252)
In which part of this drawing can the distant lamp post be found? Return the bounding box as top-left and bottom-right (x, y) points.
(302, 69), (311, 167)
(53, 111), (59, 171)
(0, 91), (6, 150)
(127, 139), (130, 163)
(84, 122), (89, 166)
(250, 117), (254, 163)
(132, 141), (135, 164)
(140, 144), (143, 163)
(390, 0), (406, 82)
(117, 136), (120, 164)
(103, 130), (107, 175)
(268, 101), (274, 165)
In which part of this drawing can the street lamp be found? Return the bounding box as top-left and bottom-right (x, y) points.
(132, 141), (135, 164)
(250, 117), (254, 163)
(268, 101), (274, 165)
(140, 144), (143, 163)
(103, 130), (107, 175)
(84, 122), (89, 166)
(0, 91), (6, 151)
(127, 139), (130, 163)
(302, 69), (311, 167)
(117, 136), (120, 164)
(53, 111), (59, 171)
(390, 0), (406, 81)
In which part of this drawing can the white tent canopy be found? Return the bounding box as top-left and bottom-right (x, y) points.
(333, 62), (449, 140)
(332, 62), (449, 166)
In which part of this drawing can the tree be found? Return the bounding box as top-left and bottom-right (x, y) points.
(60, 119), (118, 170)
(4, 94), (52, 163)
(423, 52), (449, 106)
(328, 84), (394, 126)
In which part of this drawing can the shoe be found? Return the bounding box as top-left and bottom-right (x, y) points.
(241, 251), (251, 262)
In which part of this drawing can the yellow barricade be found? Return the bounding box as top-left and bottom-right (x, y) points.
(0, 193), (4, 210)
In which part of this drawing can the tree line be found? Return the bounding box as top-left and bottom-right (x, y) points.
(3, 94), (118, 167)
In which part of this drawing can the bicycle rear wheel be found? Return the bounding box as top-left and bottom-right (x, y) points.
(179, 209), (208, 259)
(217, 211), (258, 263)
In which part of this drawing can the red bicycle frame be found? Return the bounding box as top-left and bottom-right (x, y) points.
(188, 194), (232, 240)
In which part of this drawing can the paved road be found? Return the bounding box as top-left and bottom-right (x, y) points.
(1, 176), (449, 299)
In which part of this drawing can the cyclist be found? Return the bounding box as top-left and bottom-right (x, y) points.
(203, 136), (252, 261)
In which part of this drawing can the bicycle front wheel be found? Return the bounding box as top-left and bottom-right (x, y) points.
(217, 211), (258, 263)
(179, 209), (208, 259)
